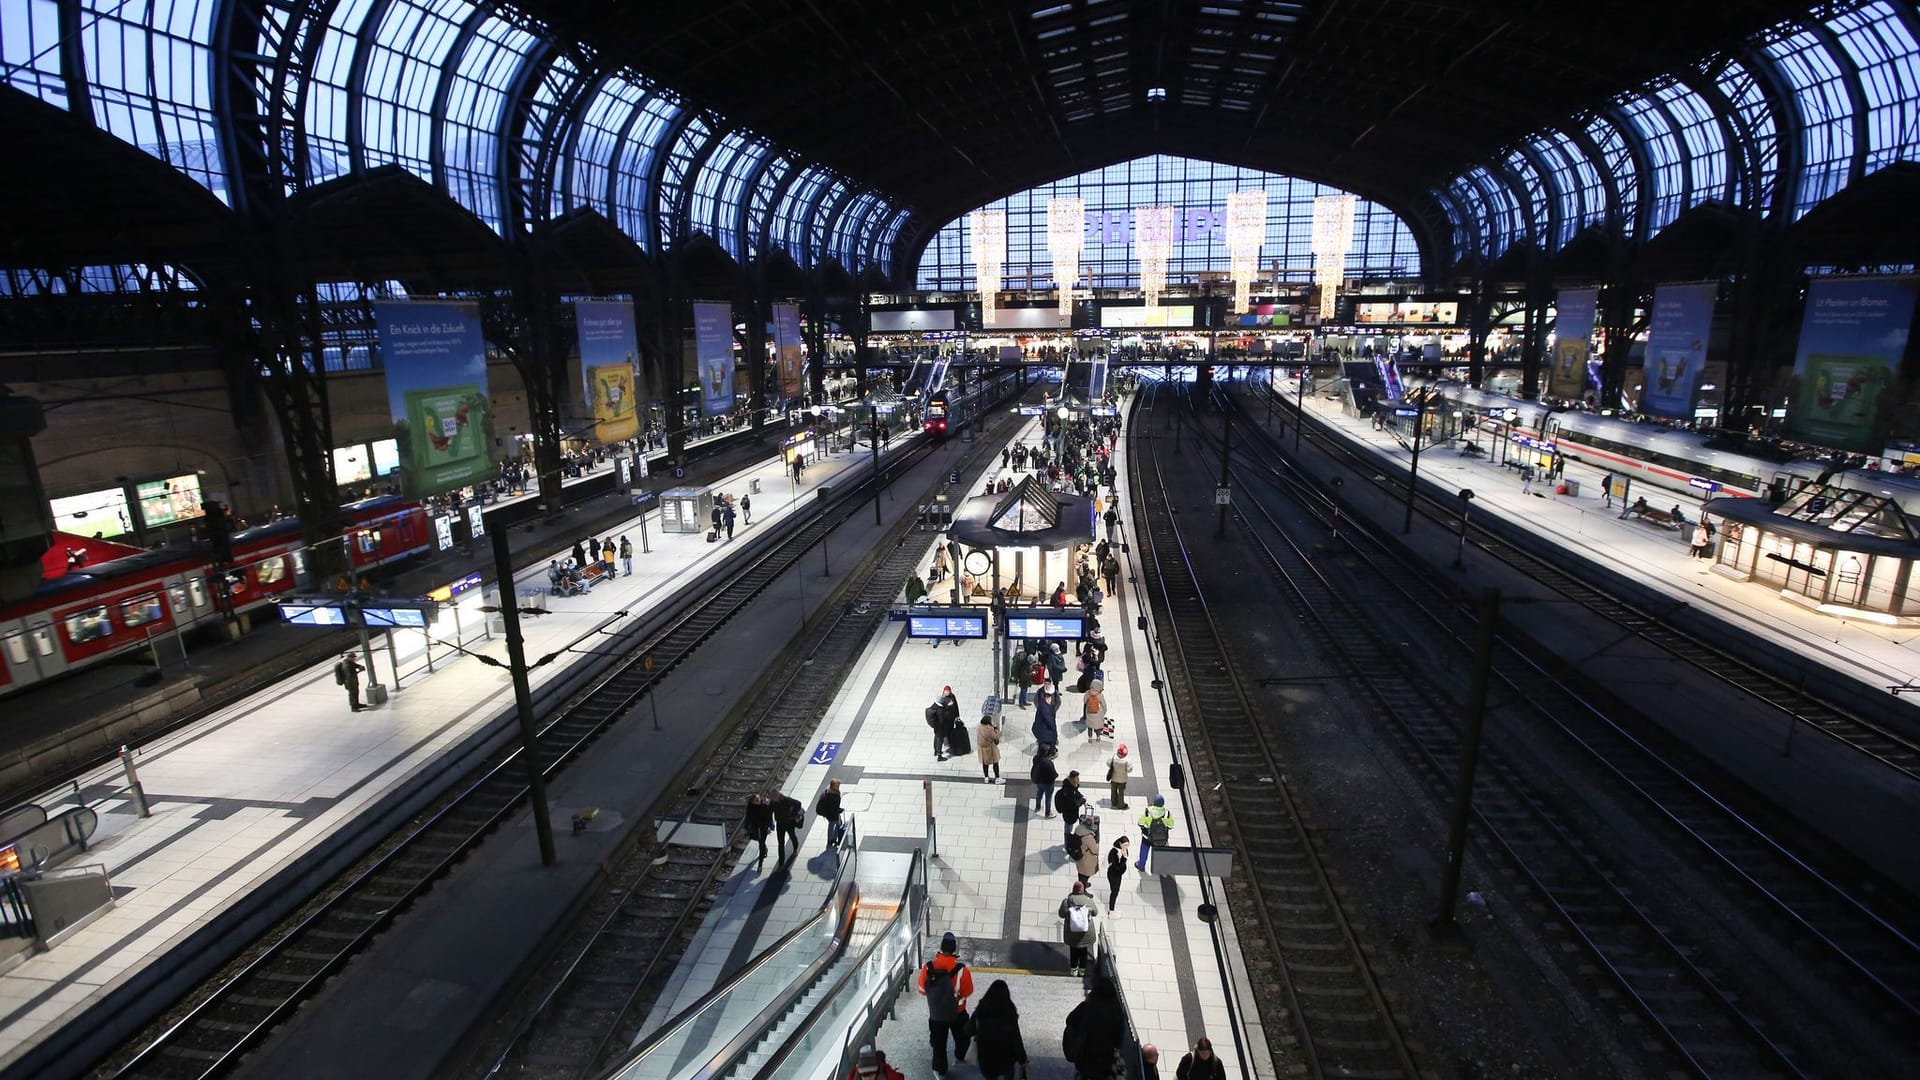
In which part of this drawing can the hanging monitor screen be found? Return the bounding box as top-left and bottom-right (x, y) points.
(907, 610), (988, 639)
(134, 474), (205, 529)
(51, 486), (134, 538)
(1006, 614), (1087, 639)
(362, 607), (430, 628)
(280, 602), (348, 626)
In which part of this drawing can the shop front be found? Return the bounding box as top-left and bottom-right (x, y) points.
(1704, 485), (1920, 623)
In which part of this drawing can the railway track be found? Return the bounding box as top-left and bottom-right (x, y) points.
(488, 443), (1000, 1078)
(1127, 382), (1422, 1080)
(1253, 377), (1920, 784)
(1191, 381), (1920, 1075)
(104, 425), (1000, 1080)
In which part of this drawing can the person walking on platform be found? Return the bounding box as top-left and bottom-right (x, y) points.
(601, 537), (616, 574)
(1521, 465), (1534, 495)
(1136, 795), (1176, 872)
(1600, 472), (1615, 509)
(1071, 808), (1101, 887)
(1106, 744), (1131, 808)
(1082, 678), (1109, 742)
(743, 794), (773, 863)
(1030, 752), (1058, 818)
(722, 499), (736, 540)
(771, 789), (804, 864)
(978, 714), (1004, 783)
(1042, 642), (1067, 693)
(917, 931), (975, 1074)
(1058, 881), (1099, 975)
(815, 778), (846, 851)
(1691, 516), (1714, 559)
(710, 503), (724, 540)
(1061, 974), (1126, 1078)
(1176, 1036), (1227, 1080)
(932, 544), (951, 584)
(335, 652), (365, 712)
(1102, 552), (1121, 597)
(740, 492), (752, 526)
(1103, 506), (1119, 542)
(1032, 685), (1060, 756)
(966, 978), (1030, 1080)
(1106, 836), (1131, 909)
(1055, 772), (1086, 847)
(619, 535), (633, 576)
(1142, 1043), (1162, 1080)
(928, 687), (960, 760)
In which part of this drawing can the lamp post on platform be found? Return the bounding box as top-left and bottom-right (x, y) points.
(485, 525), (557, 867)
(1403, 390), (1428, 535)
(1453, 489), (1475, 569)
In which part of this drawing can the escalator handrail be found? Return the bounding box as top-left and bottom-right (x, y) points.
(761, 848), (928, 1080)
(599, 817), (861, 1078)
(1093, 918), (1148, 1080)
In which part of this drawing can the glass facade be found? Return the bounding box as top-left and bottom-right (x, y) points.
(915, 155), (1421, 291)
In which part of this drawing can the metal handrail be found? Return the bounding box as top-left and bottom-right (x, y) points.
(599, 817), (861, 1079)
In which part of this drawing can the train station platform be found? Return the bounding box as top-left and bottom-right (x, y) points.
(0, 429), (918, 1077)
(620, 411), (1271, 1078)
(1276, 375), (1920, 711)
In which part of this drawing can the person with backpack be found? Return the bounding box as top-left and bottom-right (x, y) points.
(1082, 678), (1109, 742)
(1062, 974), (1126, 1078)
(815, 779), (845, 851)
(966, 978), (1030, 1080)
(1030, 753), (1058, 819)
(844, 1044), (905, 1080)
(1175, 1036), (1228, 1080)
(1058, 881), (1099, 976)
(916, 930), (975, 1073)
(1015, 645), (1043, 708)
(740, 492), (752, 526)
(1071, 806), (1101, 887)
(1137, 795), (1175, 872)
(771, 789), (805, 864)
(1053, 772), (1086, 848)
(1041, 642), (1067, 693)
(334, 652), (365, 712)
(618, 535), (633, 576)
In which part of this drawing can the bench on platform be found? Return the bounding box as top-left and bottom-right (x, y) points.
(1622, 505), (1682, 529)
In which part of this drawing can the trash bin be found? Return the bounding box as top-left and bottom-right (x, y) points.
(1560, 479), (1580, 497)
(749, 477), (761, 494)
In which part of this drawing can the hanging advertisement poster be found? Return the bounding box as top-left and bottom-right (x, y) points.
(1641, 283), (1716, 419)
(1785, 277), (1918, 451)
(1548, 288), (1598, 401)
(693, 301), (735, 418)
(773, 302), (805, 401)
(377, 301), (493, 498)
(575, 300), (641, 444)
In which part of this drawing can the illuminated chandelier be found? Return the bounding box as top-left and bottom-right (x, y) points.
(969, 209), (1006, 327)
(1225, 190), (1268, 315)
(1046, 198), (1085, 317)
(1134, 205), (1175, 310)
(1311, 194), (1356, 322)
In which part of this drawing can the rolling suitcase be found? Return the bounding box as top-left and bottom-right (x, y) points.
(707, 529), (719, 543)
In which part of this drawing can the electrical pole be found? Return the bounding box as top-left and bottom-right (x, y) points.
(1434, 587), (1500, 933)
(490, 526), (557, 867)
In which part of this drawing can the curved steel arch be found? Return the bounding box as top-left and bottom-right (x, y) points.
(1798, 17), (1874, 189)
(1596, 103), (1658, 240)
(426, 2), (495, 199)
(1617, 84), (1695, 235)
(1559, 121), (1625, 237)
(643, 106), (701, 255)
(753, 157), (807, 269)
(735, 143), (783, 265)
(1737, 43), (1807, 222)
(801, 175), (853, 269)
(1675, 67), (1750, 208)
(1499, 144), (1556, 254)
(669, 121), (734, 250)
(602, 79), (675, 248)
(554, 65), (619, 221)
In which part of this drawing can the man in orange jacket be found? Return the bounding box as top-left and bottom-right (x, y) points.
(916, 930), (976, 1073)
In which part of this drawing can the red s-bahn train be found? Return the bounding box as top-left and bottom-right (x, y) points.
(0, 496), (433, 697)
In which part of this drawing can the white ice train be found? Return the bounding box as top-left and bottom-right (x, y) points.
(1428, 382), (1817, 501)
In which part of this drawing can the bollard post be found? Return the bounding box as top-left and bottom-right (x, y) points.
(119, 745), (151, 818)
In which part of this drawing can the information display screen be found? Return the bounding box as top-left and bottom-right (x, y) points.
(1007, 615), (1087, 639)
(908, 612), (988, 639)
(280, 603), (347, 626)
(362, 607), (430, 628)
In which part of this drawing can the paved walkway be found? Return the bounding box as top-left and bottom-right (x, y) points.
(0, 430), (916, 1076)
(628, 404), (1273, 1079)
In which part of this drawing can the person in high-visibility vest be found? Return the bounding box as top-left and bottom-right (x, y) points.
(1136, 795), (1175, 872)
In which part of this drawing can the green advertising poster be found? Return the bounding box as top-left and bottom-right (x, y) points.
(377, 302), (494, 497)
(1785, 278), (1917, 451)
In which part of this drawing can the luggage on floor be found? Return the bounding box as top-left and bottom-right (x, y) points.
(707, 529), (719, 543)
(947, 717), (972, 756)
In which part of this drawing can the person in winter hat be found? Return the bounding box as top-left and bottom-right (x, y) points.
(1106, 744), (1132, 808)
(917, 930), (976, 1072)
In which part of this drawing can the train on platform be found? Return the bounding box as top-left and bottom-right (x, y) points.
(0, 496), (433, 697)
(1430, 381), (1805, 501)
(924, 370), (1022, 438)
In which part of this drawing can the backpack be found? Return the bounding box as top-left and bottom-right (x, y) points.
(1066, 831), (1084, 859)
(1148, 813), (1171, 847)
(925, 703), (942, 729)
(923, 960), (963, 1021)
(334, 662), (346, 686)
(1067, 902), (1091, 934)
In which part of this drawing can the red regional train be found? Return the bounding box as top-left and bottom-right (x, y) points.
(0, 496), (433, 696)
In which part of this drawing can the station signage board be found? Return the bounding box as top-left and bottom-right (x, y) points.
(907, 609), (989, 639)
(363, 606), (433, 628)
(280, 602), (347, 626)
(1007, 614), (1087, 639)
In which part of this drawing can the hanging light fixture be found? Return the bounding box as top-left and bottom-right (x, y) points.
(1046, 198), (1085, 318)
(1225, 190), (1268, 316)
(969, 209), (1006, 327)
(1311, 195), (1356, 322)
(1134, 205), (1175, 311)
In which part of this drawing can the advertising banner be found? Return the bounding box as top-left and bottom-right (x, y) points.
(1785, 277), (1917, 451)
(693, 301), (735, 417)
(773, 302), (805, 401)
(870, 309), (956, 333)
(575, 300), (641, 445)
(377, 301), (493, 498)
(1549, 288), (1598, 400)
(984, 306), (1073, 330)
(1641, 283), (1716, 419)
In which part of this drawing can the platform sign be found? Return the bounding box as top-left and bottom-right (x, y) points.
(907, 609), (988, 639)
(362, 606), (432, 628)
(1006, 614), (1086, 639)
(1393, 407), (1420, 417)
(279, 601), (347, 626)
(1215, 486), (1232, 506)
(376, 301), (493, 498)
(426, 572), (483, 603)
(1019, 405), (1049, 415)
(810, 741), (840, 765)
